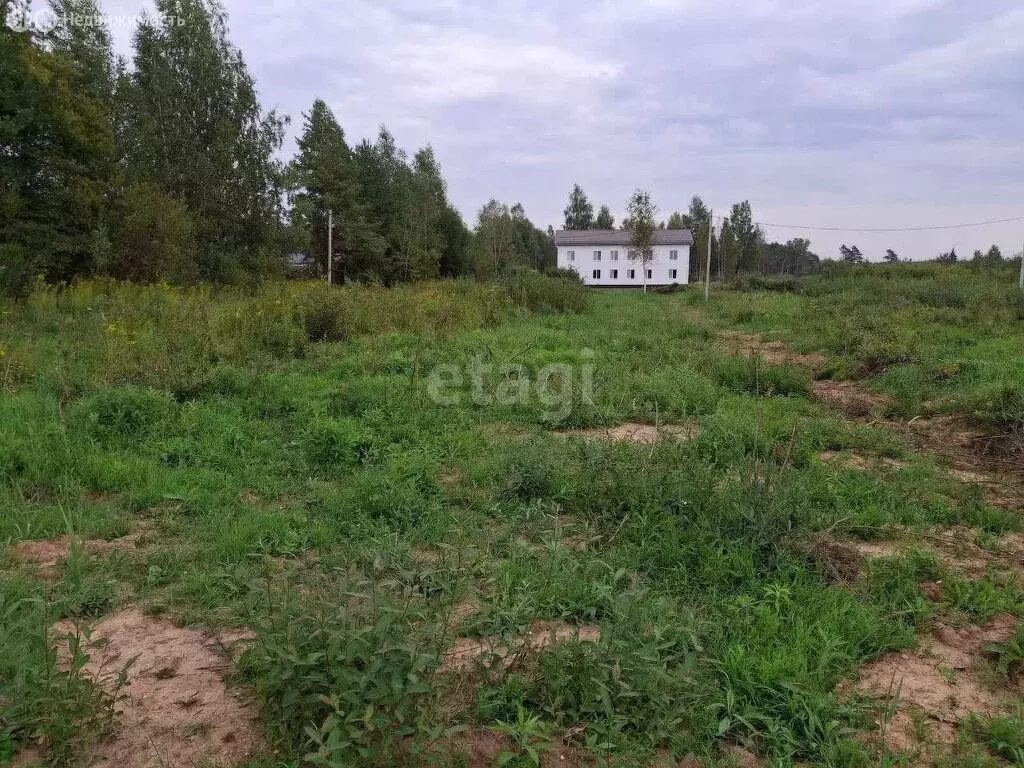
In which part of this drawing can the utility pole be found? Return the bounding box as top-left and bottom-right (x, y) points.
(704, 210), (713, 301)
(326, 208), (333, 286)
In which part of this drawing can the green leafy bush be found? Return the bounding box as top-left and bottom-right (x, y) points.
(242, 588), (438, 764)
(303, 418), (376, 468)
(73, 386), (176, 443)
(0, 582), (120, 766)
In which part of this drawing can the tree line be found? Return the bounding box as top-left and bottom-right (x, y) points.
(1, 0), (556, 294)
(840, 244), (1012, 266)
(561, 184), (820, 280)
(564, 184), (1021, 275)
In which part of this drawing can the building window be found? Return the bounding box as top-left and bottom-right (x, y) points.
(593, 250), (602, 261)
(610, 269), (618, 279)
(627, 269), (635, 279)
(610, 250), (619, 261)
(592, 269), (601, 279)
(669, 269), (678, 279)
(567, 250), (575, 261)
(646, 269), (652, 279)
(669, 250), (679, 260)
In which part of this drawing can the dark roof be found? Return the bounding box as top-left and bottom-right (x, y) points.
(553, 229), (693, 246)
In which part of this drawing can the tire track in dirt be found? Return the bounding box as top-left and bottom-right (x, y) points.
(722, 331), (1024, 762)
(719, 331), (1023, 512)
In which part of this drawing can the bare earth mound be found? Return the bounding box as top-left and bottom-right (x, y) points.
(819, 451), (909, 472)
(811, 380), (893, 419)
(557, 422), (700, 445)
(10, 531), (150, 576)
(434, 729), (590, 767)
(812, 525), (1024, 585)
(718, 331), (825, 367)
(733, 332), (1021, 510)
(852, 614), (1018, 723)
(56, 608), (262, 768)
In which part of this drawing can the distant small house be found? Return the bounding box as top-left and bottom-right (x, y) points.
(553, 229), (693, 287)
(285, 252), (313, 273)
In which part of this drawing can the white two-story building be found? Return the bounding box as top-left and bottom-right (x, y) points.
(553, 229), (693, 287)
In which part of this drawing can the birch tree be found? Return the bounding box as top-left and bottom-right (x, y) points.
(626, 189), (657, 293)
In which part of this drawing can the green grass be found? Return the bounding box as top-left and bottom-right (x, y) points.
(1, 268), (1021, 766)
(694, 263), (1024, 426)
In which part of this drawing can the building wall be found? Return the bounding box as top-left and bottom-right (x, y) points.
(557, 245), (690, 286)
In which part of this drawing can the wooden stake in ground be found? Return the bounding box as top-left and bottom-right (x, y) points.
(327, 208), (333, 286)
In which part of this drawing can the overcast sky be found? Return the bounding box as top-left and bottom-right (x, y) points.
(33, 0), (1024, 261)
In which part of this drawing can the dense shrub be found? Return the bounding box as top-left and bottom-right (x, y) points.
(500, 267), (591, 314)
(0, 276), (589, 396)
(73, 386), (176, 443)
(0, 245), (37, 299)
(109, 183), (199, 284)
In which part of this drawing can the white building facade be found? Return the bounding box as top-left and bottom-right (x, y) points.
(553, 229), (693, 287)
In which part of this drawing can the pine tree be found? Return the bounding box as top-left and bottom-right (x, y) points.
(840, 244), (865, 263)
(884, 249), (899, 263)
(666, 212), (686, 229)
(729, 201), (761, 273)
(595, 205), (614, 229)
(687, 196), (712, 278)
(437, 205), (470, 276)
(718, 217), (736, 278)
(562, 184), (594, 230)
(290, 99), (383, 282)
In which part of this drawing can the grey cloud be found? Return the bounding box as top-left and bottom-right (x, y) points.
(40, 0), (1024, 258)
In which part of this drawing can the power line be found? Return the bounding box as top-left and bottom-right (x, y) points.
(711, 213), (1024, 233)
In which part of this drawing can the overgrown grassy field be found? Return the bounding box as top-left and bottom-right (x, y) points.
(1, 266), (1022, 767)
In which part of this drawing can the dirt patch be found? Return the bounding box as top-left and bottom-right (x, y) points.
(922, 526), (1011, 580)
(802, 534), (905, 584)
(865, 709), (957, 762)
(811, 380), (893, 418)
(55, 608), (263, 767)
(718, 331), (825, 368)
(720, 332), (1022, 503)
(433, 730), (590, 767)
(441, 621), (600, 672)
(411, 546), (441, 565)
(10, 530), (151, 574)
(908, 415), (996, 456)
(851, 614), (1018, 724)
(721, 744), (760, 767)
(439, 468), (464, 488)
(819, 451), (909, 472)
(810, 525), (1024, 585)
(899, 416), (1022, 510)
(476, 422), (535, 440)
(557, 422), (701, 445)
(943, 463), (1023, 513)
(803, 523), (1024, 586)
